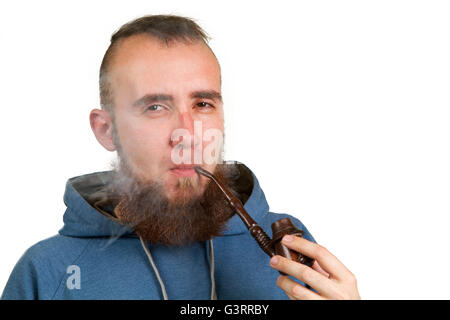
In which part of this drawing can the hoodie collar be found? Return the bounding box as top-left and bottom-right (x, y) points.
(59, 172), (134, 238)
(220, 164), (269, 235)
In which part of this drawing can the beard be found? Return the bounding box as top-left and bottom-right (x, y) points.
(106, 151), (240, 246)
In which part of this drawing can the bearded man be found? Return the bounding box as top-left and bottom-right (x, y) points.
(1, 15), (360, 300)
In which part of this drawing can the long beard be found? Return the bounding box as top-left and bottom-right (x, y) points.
(107, 161), (240, 246)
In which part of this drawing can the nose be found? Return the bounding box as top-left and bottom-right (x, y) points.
(179, 111), (195, 136)
(169, 111), (202, 150)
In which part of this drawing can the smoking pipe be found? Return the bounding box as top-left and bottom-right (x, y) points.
(194, 166), (315, 268)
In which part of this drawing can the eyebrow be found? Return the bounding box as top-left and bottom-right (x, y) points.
(190, 90), (222, 102)
(132, 90), (222, 108)
(132, 94), (173, 108)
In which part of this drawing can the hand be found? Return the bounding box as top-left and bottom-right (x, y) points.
(269, 235), (360, 300)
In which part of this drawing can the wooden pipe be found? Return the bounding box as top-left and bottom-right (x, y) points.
(194, 166), (275, 257)
(194, 166), (314, 268)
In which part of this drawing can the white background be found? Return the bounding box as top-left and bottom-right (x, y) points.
(0, 0), (449, 299)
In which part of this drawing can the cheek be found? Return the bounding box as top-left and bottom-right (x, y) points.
(201, 126), (224, 148)
(201, 119), (225, 164)
(116, 120), (171, 164)
(201, 114), (224, 133)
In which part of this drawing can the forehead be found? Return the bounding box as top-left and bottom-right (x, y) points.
(108, 35), (221, 100)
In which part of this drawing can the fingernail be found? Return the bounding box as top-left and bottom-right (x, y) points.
(283, 235), (294, 243)
(270, 256), (279, 265)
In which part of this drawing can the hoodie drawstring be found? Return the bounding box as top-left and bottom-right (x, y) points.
(139, 236), (169, 300)
(139, 236), (217, 300)
(209, 239), (217, 300)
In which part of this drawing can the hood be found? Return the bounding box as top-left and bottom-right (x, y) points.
(58, 162), (270, 238)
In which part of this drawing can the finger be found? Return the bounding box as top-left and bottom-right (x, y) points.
(312, 260), (330, 278)
(271, 255), (338, 298)
(281, 235), (352, 281)
(277, 275), (324, 300)
(286, 292), (296, 300)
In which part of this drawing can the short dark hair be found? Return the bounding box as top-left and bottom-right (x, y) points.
(99, 15), (210, 114)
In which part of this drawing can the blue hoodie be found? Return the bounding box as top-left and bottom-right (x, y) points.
(1, 163), (315, 300)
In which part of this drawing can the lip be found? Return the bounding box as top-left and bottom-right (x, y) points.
(169, 165), (198, 177)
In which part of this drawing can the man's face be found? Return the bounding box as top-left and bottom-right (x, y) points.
(108, 35), (224, 200)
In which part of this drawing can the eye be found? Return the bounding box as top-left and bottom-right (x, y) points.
(196, 102), (215, 110)
(145, 104), (164, 112)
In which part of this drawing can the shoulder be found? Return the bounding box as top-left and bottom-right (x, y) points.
(1, 235), (93, 300)
(21, 235), (93, 267)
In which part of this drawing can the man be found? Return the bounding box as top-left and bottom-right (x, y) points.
(1, 15), (360, 300)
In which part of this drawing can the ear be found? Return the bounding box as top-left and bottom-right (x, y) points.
(89, 108), (117, 151)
